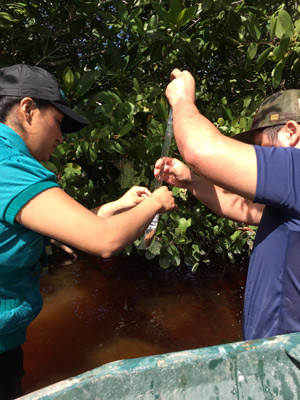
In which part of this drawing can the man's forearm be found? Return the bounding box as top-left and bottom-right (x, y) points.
(172, 100), (223, 162)
(187, 171), (263, 225)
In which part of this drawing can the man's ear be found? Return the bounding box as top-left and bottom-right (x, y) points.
(285, 120), (300, 147)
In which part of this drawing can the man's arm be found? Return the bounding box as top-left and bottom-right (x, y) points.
(188, 172), (264, 225)
(154, 157), (264, 225)
(166, 69), (257, 201)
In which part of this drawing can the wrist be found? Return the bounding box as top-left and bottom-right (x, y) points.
(186, 171), (198, 195)
(172, 97), (195, 110)
(147, 192), (163, 214)
(97, 200), (121, 218)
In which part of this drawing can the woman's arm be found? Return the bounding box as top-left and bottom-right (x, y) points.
(15, 186), (176, 259)
(91, 186), (151, 218)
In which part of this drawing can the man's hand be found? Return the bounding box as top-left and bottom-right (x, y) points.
(166, 69), (196, 108)
(154, 157), (193, 190)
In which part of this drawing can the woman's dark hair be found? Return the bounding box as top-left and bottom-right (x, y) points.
(0, 96), (51, 123)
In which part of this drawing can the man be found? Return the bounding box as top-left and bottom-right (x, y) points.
(154, 68), (300, 340)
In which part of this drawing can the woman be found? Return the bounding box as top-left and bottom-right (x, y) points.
(0, 64), (175, 398)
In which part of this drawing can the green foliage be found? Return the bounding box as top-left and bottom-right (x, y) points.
(0, 0), (298, 267)
(136, 187), (256, 270)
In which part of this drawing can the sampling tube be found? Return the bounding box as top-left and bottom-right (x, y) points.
(140, 108), (173, 248)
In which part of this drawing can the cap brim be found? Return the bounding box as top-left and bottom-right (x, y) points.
(232, 130), (253, 144)
(51, 102), (89, 133)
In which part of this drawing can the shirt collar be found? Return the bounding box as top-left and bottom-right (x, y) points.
(0, 123), (31, 156)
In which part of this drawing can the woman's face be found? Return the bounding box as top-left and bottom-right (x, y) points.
(25, 105), (64, 162)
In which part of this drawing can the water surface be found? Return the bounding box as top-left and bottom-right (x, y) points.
(22, 252), (247, 395)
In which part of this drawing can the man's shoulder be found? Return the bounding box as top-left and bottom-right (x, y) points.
(255, 145), (300, 163)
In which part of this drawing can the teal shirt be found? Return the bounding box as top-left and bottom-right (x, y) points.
(0, 123), (59, 352)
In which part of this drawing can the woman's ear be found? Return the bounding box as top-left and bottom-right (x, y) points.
(19, 97), (35, 122)
(4, 97), (37, 136)
(284, 120), (300, 147)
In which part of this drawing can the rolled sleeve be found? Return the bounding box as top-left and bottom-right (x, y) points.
(0, 154), (59, 225)
(254, 145), (300, 213)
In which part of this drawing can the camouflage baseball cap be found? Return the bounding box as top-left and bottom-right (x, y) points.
(234, 89), (300, 143)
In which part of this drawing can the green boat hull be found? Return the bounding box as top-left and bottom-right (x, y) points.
(19, 332), (300, 399)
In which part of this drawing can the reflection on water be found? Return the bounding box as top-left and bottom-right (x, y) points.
(22, 252), (247, 395)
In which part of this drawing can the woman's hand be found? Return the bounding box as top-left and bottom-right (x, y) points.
(93, 186), (151, 218)
(154, 157), (193, 190)
(150, 185), (176, 214)
(118, 186), (151, 211)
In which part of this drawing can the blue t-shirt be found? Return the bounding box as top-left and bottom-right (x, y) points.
(0, 123), (59, 352)
(243, 145), (300, 340)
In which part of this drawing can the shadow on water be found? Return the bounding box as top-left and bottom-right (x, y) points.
(22, 251), (248, 395)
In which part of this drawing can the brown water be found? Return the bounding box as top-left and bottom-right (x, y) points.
(22, 252), (247, 395)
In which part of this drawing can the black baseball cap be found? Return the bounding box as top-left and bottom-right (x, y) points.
(0, 64), (89, 133)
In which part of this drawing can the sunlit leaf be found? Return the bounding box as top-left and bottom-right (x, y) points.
(100, 139), (124, 154)
(255, 47), (272, 69)
(119, 122), (133, 137)
(75, 71), (102, 97)
(62, 67), (74, 91)
(133, 78), (141, 94)
(89, 143), (98, 162)
(151, 1), (169, 24)
(272, 35), (289, 61)
(80, 140), (89, 153)
(272, 60), (284, 88)
(0, 12), (18, 22)
(132, 16), (144, 35)
(168, 0), (181, 25)
(227, 251), (235, 263)
(230, 230), (242, 241)
(247, 43), (258, 60)
(269, 14), (276, 40)
(42, 161), (58, 174)
(275, 9), (294, 38)
(245, 13), (261, 40)
(159, 254), (170, 269)
(53, 143), (71, 157)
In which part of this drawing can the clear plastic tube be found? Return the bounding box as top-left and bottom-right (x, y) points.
(140, 108), (173, 249)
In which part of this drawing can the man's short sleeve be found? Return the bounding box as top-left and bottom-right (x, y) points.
(0, 154), (60, 225)
(254, 145), (300, 215)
